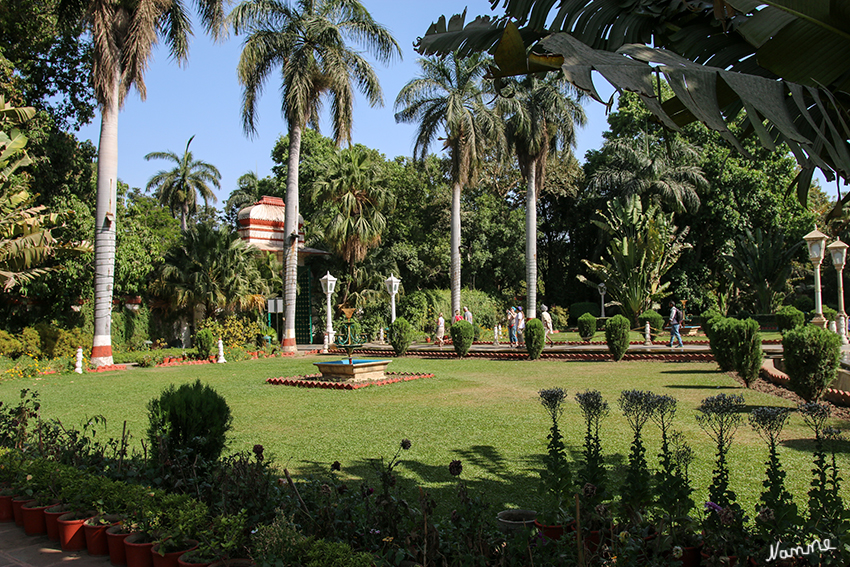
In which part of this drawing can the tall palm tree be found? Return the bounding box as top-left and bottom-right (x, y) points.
(311, 145), (393, 305)
(229, 0), (401, 352)
(224, 171), (264, 226)
(588, 134), (706, 214)
(59, 0), (225, 366)
(497, 74), (585, 318)
(394, 52), (501, 317)
(145, 136), (221, 232)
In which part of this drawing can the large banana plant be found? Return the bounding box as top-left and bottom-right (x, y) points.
(416, 1), (850, 216)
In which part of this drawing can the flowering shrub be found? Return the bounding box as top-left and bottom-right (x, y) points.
(198, 315), (265, 348)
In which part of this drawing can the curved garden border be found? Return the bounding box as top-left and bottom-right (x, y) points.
(266, 371), (434, 390)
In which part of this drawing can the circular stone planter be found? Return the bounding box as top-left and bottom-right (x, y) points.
(496, 509), (537, 534)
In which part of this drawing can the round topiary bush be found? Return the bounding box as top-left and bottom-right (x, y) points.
(147, 380), (233, 464)
(783, 325), (841, 402)
(195, 328), (215, 359)
(389, 317), (415, 356)
(638, 309), (664, 338)
(450, 320), (474, 357)
(577, 312), (597, 341)
(524, 318), (545, 360)
(604, 314), (630, 361)
(775, 305), (804, 334)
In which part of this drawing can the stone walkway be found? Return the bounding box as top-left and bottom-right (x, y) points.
(0, 522), (109, 567)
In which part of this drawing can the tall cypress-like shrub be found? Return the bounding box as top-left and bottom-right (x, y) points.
(775, 305), (804, 334)
(450, 321), (474, 357)
(525, 319), (545, 360)
(733, 318), (762, 387)
(605, 315), (630, 361)
(709, 316), (737, 372)
(147, 380), (232, 464)
(195, 328), (215, 359)
(389, 317), (414, 356)
(783, 326), (841, 402)
(577, 312), (597, 341)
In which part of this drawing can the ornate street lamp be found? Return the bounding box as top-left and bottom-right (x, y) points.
(804, 227), (828, 328)
(385, 274), (401, 323)
(319, 272), (337, 353)
(828, 238), (849, 344)
(597, 282), (607, 318)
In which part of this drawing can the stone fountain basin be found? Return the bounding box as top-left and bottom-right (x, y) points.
(313, 359), (392, 382)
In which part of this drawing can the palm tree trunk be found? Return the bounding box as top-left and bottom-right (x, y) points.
(450, 179), (462, 317)
(91, 71), (119, 367)
(525, 162), (538, 320)
(282, 120), (301, 353)
(181, 202), (189, 232)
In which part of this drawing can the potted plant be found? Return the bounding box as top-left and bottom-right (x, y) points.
(178, 513), (248, 567)
(574, 390), (611, 556)
(534, 388), (574, 539)
(85, 513), (124, 556)
(151, 499), (209, 567)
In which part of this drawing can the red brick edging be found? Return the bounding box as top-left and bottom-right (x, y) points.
(266, 371), (434, 389)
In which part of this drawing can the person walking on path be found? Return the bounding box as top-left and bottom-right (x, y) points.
(668, 300), (684, 348)
(463, 306), (473, 323)
(516, 306), (526, 345)
(436, 312), (446, 348)
(541, 305), (554, 347)
(507, 307), (517, 347)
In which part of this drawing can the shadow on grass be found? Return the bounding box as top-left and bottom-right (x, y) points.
(781, 437), (850, 455)
(289, 443), (628, 514)
(661, 369), (724, 375)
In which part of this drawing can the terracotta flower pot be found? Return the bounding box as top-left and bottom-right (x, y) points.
(21, 501), (51, 535)
(0, 494), (14, 522)
(677, 545), (703, 567)
(11, 496), (35, 527)
(125, 533), (155, 567)
(58, 511), (92, 551)
(152, 540), (199, 567)
(534, 519), (574, 541)
(85, 515), (122, 556)
(177, 551), (213, 567)
(209, 559), (255, 567)
(107, 525), (132, 566)
(45, 504), (70, 541)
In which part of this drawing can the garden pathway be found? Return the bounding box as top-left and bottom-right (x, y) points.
(0, 522), (108, 567)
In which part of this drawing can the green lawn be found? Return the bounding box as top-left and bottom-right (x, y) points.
(1, 355), (846, 516)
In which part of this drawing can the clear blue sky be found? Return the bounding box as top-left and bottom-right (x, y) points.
(73, 0), (830, 206)
(74, 0), (614, 206)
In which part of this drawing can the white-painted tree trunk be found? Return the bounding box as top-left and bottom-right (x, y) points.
(91, 73), (119, 367)
(450, 180), (462, 317)
(282, 121), (302, 353)
(525, 163), (537, 319)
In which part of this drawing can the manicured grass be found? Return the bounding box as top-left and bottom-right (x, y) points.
(1, 355), (847, 516)
(548, 330), (783, 342)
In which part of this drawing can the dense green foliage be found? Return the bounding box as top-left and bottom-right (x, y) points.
(604, 314), (630, 361)
(577, 312), (597, 341)
(146, 380), (233, 464)
(569, 301), (599, 325)
(733, 318), (762, 387)
(704, 312), (737, 373)
(449, 320), (474, 357)
(783, 326), (841, 402)
(775, 305), (805, 334)
(388, 317), (414, 356)
(638, 309), (664, 336)
(194, 328), (215, 359)
(524, 318), (544, 359)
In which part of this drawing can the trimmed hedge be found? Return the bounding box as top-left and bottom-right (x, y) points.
(604, 315), (630, 361)
(783, 325), (841, 402)
(450, 321), (474, 357)
(524, 319), (545, 360)
(638, 310), (664, 336)
(733, 318), (762, 387)
(389, 317), (415, 356)
(569, 301), (600, 325)
(775, 305), (805, 334)
(195, 328), (215, 359)
(577, 312), (597, 341)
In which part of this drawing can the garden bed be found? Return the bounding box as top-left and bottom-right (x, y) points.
(266, 371), (434, 389)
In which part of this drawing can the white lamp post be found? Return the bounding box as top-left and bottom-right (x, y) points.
(319, 272), (337, 353)
(828, 238), (849, 344)
(597, 283), (607, 318)
(385, 274), (401, 323)
(804, 227), (828, 328)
